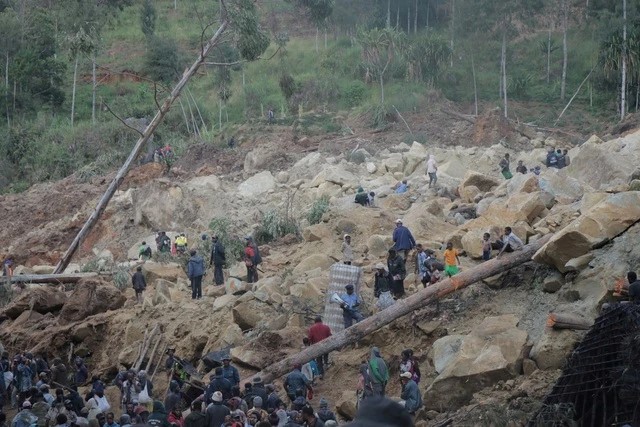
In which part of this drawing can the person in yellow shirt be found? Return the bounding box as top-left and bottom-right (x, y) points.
(175, 233), (188, 254)
(443, 242), (460, 277)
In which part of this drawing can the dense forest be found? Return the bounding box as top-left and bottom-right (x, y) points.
(0, 0), (639, 191)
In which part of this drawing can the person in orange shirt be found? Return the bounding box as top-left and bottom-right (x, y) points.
(443, 242), (460, 277)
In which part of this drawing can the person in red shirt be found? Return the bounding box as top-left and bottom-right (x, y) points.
(308, 316), (332, 379)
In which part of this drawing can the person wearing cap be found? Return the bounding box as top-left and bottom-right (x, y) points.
(187, 250), (205, 300)
(247, 396), (268, 422)
(392, 219), (416, 260)
(13, 400), (38, 427)
(184, 402), (206, 427)
(208, 235), (226, 286)
(264, 384), (283, 414)
(204, 392), (229, 427)
(317, 397), (336, 423)
(399, 371), (422, 415)
(339, 284), (364, 329)
(373, 263), (394, 310)
(387, 248), (406, 298)
(344, 396), (412, 427)
(147, 401), (170, 427)
(284, 365), (311, 403)
(308, 316), (332, 379)
(119, 414), (131, 427)
(341, 234), (354, 265)
(221, 356), (240, 387)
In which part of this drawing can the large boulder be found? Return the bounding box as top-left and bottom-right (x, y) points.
(506, 173), (540, 194)
(3, 287), (67, 319)
(530, 329), (582, 370)
(225, 277), (249, 295)
(59, 279), (126, 323)
(382, 153), (405, 174)
(565, 137), (636, 190)
(293, 255), (335, 276)
(533, 192), (640, 272)
(309, 167), (359, 188)
(404, 142), (427, 175)
(431, 335), (465, 374)
(366, 235), (393, 258)
(183, 175), (222, 193)
(238, 171), (276, 197)
(152, 280), (172, 305)
(459, 171), (500, 192)
(424, 314), (528, 410)
(232, 300), (269, 331)
(335, 391), (357, 421)
(538, 172), (584, 203)
(302, 223), (331, 243)
(142, 262), (187, 283)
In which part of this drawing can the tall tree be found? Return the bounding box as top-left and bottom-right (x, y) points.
(560, 0), (568, 100)
(357, 27), (405, 104)
(140, 0), (156, 38)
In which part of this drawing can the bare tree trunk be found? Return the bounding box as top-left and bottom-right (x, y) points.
(178, 97), (191, 134)
(450, 0), (455, 67)
(5, 52), (9, 127)
(407, 5), (410, 33)
(472, 54), (478, 116)
(414, 0), (418, 33)
(386, 0), (391, 28)
(546, 29), (551, 84)
(379, 74), (384, 104)
(396, 7), (400, 29)
(560, 0), (568, 100)
(315, 27), (319, 53)
(426, 0), (430, 29)
(621, 0), (628, 121)
(53, 17), (230, 274)
(502, 31), (508, 118)
(71, 56), (78, 127)
(248, 235), (552, 384)
(0, 273), (99, 284)
(324, 28), (327, 49)
(92, 54), (97, 124)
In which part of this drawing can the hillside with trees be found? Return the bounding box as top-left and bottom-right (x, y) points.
(0, 0), (638, 191)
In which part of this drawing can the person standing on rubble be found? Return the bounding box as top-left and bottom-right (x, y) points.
(368, 347), (389, 397)
(208, 236), (226, 286)
(308, 316), (332, 379)
(187, 250), (205, 300)
(131, 267), (146, 305)
(499, 153), (513, 180)
(426, 154), (438, 188)
(387, 249), (406, 299)
(392, 219), (416, 260)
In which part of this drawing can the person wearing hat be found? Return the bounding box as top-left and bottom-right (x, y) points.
(264, 384), (283, 414)
(317, 397), (336, 423)
(339, 284), (364, 329)
(392, 219), (416, 260)
(187, 250), (205, 300)
(342, 234), (354, 265)
(247, 396), (268, 422)
(221, 356), (240, 387)
(204, 392), (229, 427)
(399, 371), (422, 415)
(344, 397), (412, 427)
(13, 400), (38, 427)
(300, 406), (323, 427)
(308, 316), (332, 379)
(387, 248), (406, 298)
(208, 235), (226, 286)
(147, 401), (170, 427)
(373, 263), (394, 310)
(250, 377), (268, 404)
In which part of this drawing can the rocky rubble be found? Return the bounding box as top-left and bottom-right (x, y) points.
(4, 127), (640, 423)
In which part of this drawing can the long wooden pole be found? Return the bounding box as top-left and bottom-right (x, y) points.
(54, 16), (230, 274)
(0, 273), (100, 284)
(248, 235), (551, 384)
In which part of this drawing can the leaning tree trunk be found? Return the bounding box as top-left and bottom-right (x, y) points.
(53, 17), (230, 274)
(502, 31), (508, 118)
(71, 56), (78, 127)
(248, 235), (551, 384)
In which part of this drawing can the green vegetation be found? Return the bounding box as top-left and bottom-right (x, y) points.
(307, 196), (330, 225)
(208, 218), (245, 262)
(0, 0), (638, 191)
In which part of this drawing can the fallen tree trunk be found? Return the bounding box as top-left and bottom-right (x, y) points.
(546, 312), (592, 330)
(248, 235), (551, 384)
(53, 14), (230, 274)
(0, 273), (100, 284)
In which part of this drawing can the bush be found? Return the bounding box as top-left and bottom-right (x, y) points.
(254, 209), (299, 244)
(307, 196), (329, 225)
(208, 218), (245, 262)
(143, 36), (183, 83)
(344, 81), (368, 107)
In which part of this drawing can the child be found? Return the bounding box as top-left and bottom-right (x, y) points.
(482, 233), (492, 261)
(342, 234), (354, 265)
(443, 242), (460, 277)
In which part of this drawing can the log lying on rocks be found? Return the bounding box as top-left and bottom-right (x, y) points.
(249, 234), (552, 384)
(546, 312), (593, 330)
(0, 273), (100, 284)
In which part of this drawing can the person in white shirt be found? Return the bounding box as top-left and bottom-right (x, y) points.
(426, 155), (438, 188)
(498, 227), (524, 257)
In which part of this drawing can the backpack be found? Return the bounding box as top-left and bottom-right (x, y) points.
(252, 245), (262, 265)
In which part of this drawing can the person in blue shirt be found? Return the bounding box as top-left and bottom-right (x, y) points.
(395, 180), (409, 194)
(221, 356), (240, 387)
(392, 219), (416, 260)
(340, 285), (364, 328)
